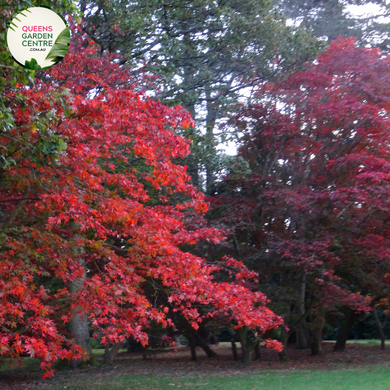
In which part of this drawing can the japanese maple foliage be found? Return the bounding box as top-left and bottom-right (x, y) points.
(0, 26), (282, 377)
(211, 38), (390, 348)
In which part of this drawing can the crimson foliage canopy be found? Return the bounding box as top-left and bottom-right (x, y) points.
(0, 28), (282, 377)
(212, 38), (390, 347)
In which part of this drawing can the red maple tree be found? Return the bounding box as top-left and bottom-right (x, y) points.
(211, 37), (390, 355)
(0, 26), (282, 377)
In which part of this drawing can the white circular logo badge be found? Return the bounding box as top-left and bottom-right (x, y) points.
(6, 7), (70, 70)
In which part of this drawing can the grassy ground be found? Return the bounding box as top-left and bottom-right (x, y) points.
(3, 365), (389, 390)
(1, 341), (389, 389)
(40, 366), (390, 390)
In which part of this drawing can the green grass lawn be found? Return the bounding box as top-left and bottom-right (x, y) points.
(43, 366), (390, 390)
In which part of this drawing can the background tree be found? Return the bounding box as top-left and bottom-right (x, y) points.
(79, 0), (320, 192)
(277, 0), (390, 51)
(210, 37), (390, 356)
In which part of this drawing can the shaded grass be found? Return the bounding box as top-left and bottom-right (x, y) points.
(44, 366), (390, 390)
(2, 341), (390, 389)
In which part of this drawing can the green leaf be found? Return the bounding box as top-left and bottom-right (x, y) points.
(58, 139), (67, 151)
(46, 47), (69, 59)
(55, 27), (71, 45)
(45, 27), (70, 62)
(24, 58), (42, 71)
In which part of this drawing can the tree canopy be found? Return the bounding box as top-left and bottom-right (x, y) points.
(80, 0), (320, 192)
(210, 37), (390, 356)
(0, 25), (283, 377)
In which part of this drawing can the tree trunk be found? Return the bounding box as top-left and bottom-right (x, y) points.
(193, 330), (217, 358)
(373, 306), (386, 350)
(295, 274), (310, 349)
(295, 325), (311, 349)
(188, 334), (197, 362)
(205, 89), (217, 194)
(181, 28), (200, 190)
(278, 326), (290, 362)
(311, 312), (324, 356)
(182, 104), (199, 189)
(237, 327), (255, 365)
(231, 339), (239, 360)
(254, 341), (261, 361)
(333, 308), (357, 352)
(103, 342), (124, 363)
(69, 258), (91, 368)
